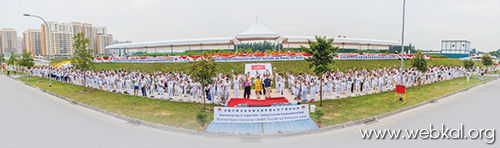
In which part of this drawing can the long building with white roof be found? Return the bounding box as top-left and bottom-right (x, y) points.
(106, 17), (407, 56)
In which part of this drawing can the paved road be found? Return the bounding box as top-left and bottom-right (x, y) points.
(1, 75), (498, 148)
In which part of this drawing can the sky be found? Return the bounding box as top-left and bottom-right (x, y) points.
(0, 0), (499, 52)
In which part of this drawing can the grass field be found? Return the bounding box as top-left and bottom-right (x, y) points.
(18, 76), (216, 130)
(16, 74), (493, 130)
(92, 59), (483, 75)
(35, 58), (490, 131)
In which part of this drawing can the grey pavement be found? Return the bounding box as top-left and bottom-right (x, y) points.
(0, 74), (498, 148)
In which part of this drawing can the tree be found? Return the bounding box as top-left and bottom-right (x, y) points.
(71, 32), (93, 91)
(301, 35), (339, 106)
(471, 48), (477, 54)
(481, 54), (493, 67)
(18, 49), (35, 68)
(462, 59), (475, 70)
(237, 41), (279, 51)
(0, 53), (4, 70)
(7, 52), (18, 66)
(489, 51), (500, 59)
(245, 48), (253, 53)
(411, 50), (427, 89)
(188, 51), (216, 109)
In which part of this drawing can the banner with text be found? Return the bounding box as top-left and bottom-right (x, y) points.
(213, 105), (310, 123)
(93, 54), (430, 63)
(244, 63), (273, 78)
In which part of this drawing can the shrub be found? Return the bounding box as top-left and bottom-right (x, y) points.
(481, 55), (493, 67)
(313, 108), (325, 123)
(195, 111), (209, 129)
(462, 59), (475, 70)
(411, 51), (428, 73)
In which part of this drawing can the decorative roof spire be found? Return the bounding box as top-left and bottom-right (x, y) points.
(236, 16), (280, 40)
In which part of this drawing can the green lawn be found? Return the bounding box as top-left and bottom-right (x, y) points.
(34, 58), (490, 131)
(93, 59), (482, 75)
(16, 74), (493, 131)
(18, 76), (216, 130)
(310, 76), (493, 127)
(2, 69), (28, 75)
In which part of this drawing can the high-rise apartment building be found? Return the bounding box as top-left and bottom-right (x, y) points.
(18, 37), (23, 53)
(42, 22), (74, 57)
(82, 23), (96, 53)
(94, 26), (112, 55)
(0, 28), (18, 54)
(52, 32), (74, 56)
(40, 21), (113, 57)
(23, 29), (43, 56)
(98, 34), (113, 55)
(71, 22), (83, 36)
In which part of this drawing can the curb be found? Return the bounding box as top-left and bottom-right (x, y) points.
(320, 76), (499, 132)
(4, 74), (498, 139)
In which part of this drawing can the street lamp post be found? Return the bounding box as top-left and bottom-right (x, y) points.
(24, 14), (52, 87)
(0, 45), (2, 72)
(0, 46), (2, 73)
(400, 0), (406, 85)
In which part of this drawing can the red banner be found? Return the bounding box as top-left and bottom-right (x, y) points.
(251, 65), (266, 70)
(395, 85), (406, 94)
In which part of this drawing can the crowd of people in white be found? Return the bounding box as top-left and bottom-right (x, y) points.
(21, 64), (482, 104)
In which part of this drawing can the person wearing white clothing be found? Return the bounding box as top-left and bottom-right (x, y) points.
(224, 79), (231, 103)
(117, 78), (123, 93)
(321, 79), (328, 100)
(159, 82), (165, 99)
(309, 79), (316, 101)
(301, 80), (308, 102)
(279, 76), (285, 97)
(191, 82), (199, 103)
(210, 83), (216, 103)
(233, 76), (240, 98)
(167, 79), (174, 99)
(334, 78), (340, 98)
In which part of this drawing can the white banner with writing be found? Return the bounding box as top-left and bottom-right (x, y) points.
(244, 63), (273, 78)
(213, 105), (310, 123)
(93, 54), (430, 63)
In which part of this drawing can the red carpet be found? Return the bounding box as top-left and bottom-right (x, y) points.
(227, 97), (289, 107)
